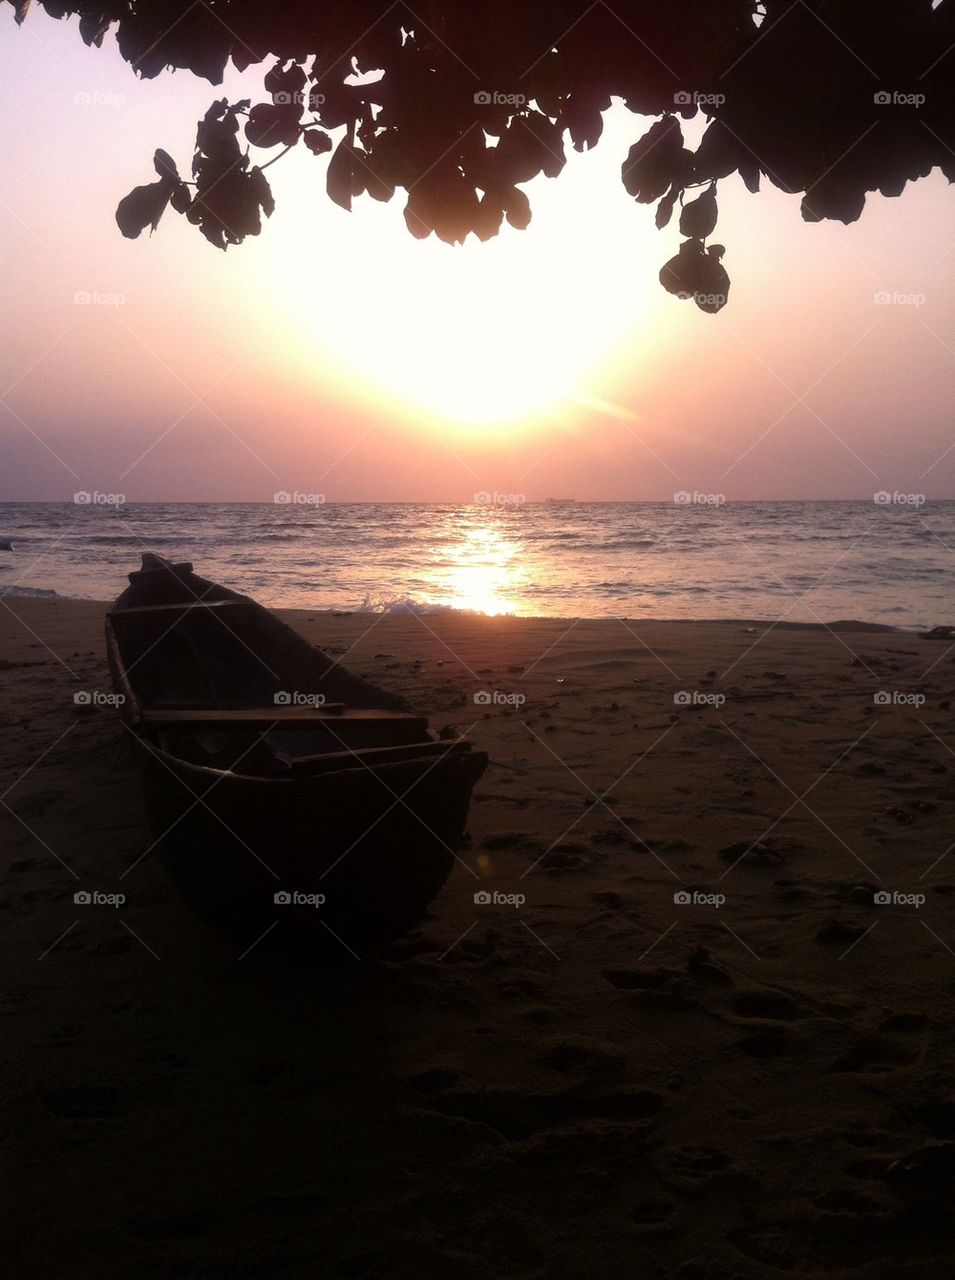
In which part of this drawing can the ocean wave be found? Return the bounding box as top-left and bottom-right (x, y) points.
(354, 593), (496, 616)
(600, 538), (659, 550)
(0, 584), (58, 599)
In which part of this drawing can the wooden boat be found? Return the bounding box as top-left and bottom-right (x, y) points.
(106, 554), (487, 953)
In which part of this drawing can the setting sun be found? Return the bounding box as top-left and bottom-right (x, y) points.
(255, 110), (663, 428)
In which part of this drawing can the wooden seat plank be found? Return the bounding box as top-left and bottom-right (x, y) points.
(111, 600), (249, 617)
(141, 707), (427, 733)
(285, 738), (471, 775)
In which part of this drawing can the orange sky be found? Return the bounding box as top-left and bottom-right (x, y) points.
(1, 10), (954, 502)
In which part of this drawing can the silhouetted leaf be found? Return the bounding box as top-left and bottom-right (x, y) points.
(169, 181), (192, 213)
(501, 186), (531, 230)
(303, 129), (332, 156)
(655, 188), (678, 229)
(327, 138), (354, 211)
(79, 11), (110, 46)
(693, 254), (730, 313)
(679, 186), (718, 238)
(246, 103), (301, 148)
(153, 149), (179, 182)
(195, 100), (242, 164)
(563, 92), (610, 152)
(622, 116), (685, 203)
(801, 185), (866, 224)
(248, 166), (274, 218)
(115, 180), (172, 239)
(264, 60), (306, 103)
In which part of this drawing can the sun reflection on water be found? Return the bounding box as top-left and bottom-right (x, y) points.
(430, 513), (527, 615)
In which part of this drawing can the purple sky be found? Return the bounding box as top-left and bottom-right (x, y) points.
(1, 9), (954, 503)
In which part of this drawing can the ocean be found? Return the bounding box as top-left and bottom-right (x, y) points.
(0, 500), (952, 628)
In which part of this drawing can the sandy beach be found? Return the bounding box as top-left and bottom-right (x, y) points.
(3, 595), (955, 1278)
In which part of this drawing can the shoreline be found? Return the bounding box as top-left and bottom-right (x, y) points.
(0, 588), (906, 633)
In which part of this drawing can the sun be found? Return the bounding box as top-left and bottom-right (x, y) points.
(254, 108), (662, 430)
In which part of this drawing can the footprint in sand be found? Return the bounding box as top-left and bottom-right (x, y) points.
(732, 990), (800, 1020)
(836, 1011), (930, 1073)
(9, 858), (40, 873)
(629, 1195), (680, 1234)
(812, 1187), (890, 1216)
(602, 967), (699, 1012)
(730, 1028), (789, 1060)
(655, 1142), (733, 1188)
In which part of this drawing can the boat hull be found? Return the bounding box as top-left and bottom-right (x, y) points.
(106, 554), (488, 953)
(130, 734), (485, 953)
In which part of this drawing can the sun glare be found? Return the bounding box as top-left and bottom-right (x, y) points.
(257, 112), (660, 431)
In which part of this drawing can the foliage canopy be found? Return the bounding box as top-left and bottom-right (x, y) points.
(11, 1), (955, 312)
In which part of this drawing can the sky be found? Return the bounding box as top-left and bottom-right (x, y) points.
(1, 8), (954, 504)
